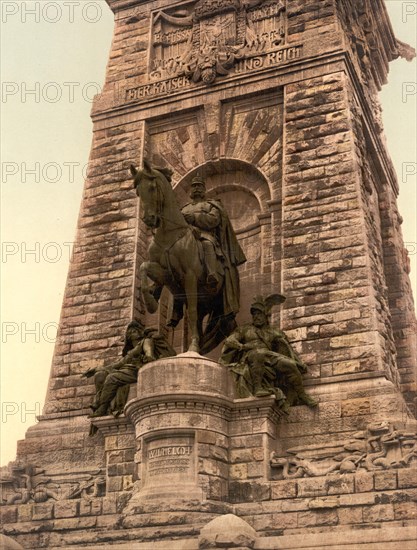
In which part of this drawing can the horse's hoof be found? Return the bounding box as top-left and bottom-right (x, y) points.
(188, 340), (200, 353)
(144, 294), (158, 314)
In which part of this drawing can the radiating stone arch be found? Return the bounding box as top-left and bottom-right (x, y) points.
(175, 158), (272, 217)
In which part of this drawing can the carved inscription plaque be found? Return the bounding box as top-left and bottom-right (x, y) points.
(149, 0), (289, 84)
(144, 435), (195, 486)
(125, 45), (302, 102)
(124, 1), (301, 102)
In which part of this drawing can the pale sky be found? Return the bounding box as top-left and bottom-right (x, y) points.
(1, 1), (416, 466)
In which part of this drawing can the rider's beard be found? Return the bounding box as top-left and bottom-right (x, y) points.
(191, 192), (205, 202)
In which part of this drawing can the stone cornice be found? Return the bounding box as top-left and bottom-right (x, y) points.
(90, 413), (134, 436)
(91, 51), (346, 123)
(343, 55), (399, 195)
(125, 392), (235, 424)
(105, 0), (145, 14)
(336, 0), (415, 90)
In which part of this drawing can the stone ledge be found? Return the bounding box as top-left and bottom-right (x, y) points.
(255, 525), (417, 549)
(90, 414), (134, 436)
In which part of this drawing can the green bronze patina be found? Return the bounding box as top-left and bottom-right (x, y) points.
(220, 294), (318, 411)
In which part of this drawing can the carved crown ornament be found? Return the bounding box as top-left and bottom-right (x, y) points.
(150, 0), (288, 85)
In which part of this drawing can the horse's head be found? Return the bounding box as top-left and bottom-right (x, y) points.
(130, 161), (173, 229)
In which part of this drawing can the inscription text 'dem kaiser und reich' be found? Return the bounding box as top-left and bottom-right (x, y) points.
(125, 45), (303, 102)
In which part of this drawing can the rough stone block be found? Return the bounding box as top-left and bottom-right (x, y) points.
(298, 509), (338, 527)
(341, 398), (371, 416)
(363, 504), (395, 523)
(247, 462), (264, 478)
(230, 464), (248, 480)
(251, 513), (274, 532)
(271, 480), (298, 499)
(229, 482), (271, 503)
(0, 506), (17, 524)
(252, 447), (265, 461)
(355, 471), (374, 492)
(393, 501), (417, 520)
(297, 478), (327, 497)
(230, 435), (263, 449)
(116, 434), (134, 449)
(198, 431), (217, 445)
(338, 506), (363, 524)
(54, 500), (79, 518)
(325, 474), (354, 494)
(32, 503), (54, 521)
(53, 516), (97, 531)
(281, 499), (309, 512)
(107, 477), (123, 492)
(17, 505), (33, 522)
(374, 471), (397, 491)
(398, 469), (417, 489)
(102, 496), (117, 515)
(230, 449), (253, 464)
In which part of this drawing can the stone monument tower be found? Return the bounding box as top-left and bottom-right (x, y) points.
(1, 1), (416, 549)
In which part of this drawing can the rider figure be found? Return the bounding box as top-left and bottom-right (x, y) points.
(181, 176), (223, 289)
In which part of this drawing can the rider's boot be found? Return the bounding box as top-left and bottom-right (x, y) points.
(89, 403), (110, 417)
(298, 391), (319, 407)
(202, 242), (221, 290)
(167, 297), (184, 327)
(288, 375), (318, 407)
(279, 360), (319, 408)
(90, 371), (107, 411)
(251, 364), (273, 398)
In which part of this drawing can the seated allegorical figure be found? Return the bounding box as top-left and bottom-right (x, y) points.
(220, 294), (318, 412)
(84, 320), (176, 418)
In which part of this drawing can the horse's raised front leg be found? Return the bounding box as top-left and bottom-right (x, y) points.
(184, 270), (199, 353)
(139, 261), (165, 314)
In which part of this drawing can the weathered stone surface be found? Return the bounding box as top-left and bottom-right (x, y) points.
(199, 514), (256, 549)
(3, 1), (416, 548)
(0, 534), (24, 549)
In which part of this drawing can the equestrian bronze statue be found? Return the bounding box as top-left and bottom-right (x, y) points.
(130, 161), (246, 354)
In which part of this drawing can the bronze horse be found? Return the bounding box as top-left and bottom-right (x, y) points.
(130, 161), (242, 354)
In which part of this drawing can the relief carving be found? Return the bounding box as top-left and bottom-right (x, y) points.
(271, 422), (417, 479)
(0, 462), (106, 505)
(65, 474), (106, 500)
(0, 463), (59, 505)
(150, 0), (287, 84)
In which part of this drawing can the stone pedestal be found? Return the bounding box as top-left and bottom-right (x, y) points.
(124, 353), (284, 506)
(125, 353), (233, 504)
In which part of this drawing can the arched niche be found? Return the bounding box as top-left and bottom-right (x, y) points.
(174, 158), (272, 219)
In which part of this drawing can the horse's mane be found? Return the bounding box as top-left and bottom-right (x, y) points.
(131, 161), (173, 189)
(154, 166), (173, 183)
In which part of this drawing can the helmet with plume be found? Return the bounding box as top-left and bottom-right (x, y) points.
(250, 294), (286, 316)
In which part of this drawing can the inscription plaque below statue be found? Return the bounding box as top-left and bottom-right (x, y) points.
(141, 434), (198, 499)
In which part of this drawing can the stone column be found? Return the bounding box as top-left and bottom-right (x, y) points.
(125, 353), (234, 504)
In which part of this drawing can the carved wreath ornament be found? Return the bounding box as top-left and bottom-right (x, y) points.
(151, 0), (286, 84)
